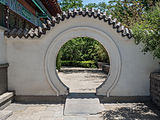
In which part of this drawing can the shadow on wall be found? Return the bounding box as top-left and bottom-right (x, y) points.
(102, 103), (160, 120)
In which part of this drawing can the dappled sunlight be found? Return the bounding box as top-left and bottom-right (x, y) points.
(102, 103), (160, 120)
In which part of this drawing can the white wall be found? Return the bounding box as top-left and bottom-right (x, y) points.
(0, 28), (7, 64)
(6, 16), (159, 96)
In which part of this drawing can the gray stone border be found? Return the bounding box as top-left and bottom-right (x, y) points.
(0, 63), (9, 95)
(13, 95), (151, 104)
(14, 95), (67, 104)
(98, 96), (151, 103)
(150, 72), (160, 107)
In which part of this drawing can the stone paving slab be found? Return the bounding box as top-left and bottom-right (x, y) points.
(0, 110), (13, 120)
(64, 96), (105, 116)
(3, 102), (160, 120)
(63, 115), (103, 120)
(102, 103), (160, 120)
(64, 116), (87, 120)
(39, 116), (63, 120)
(5, 104), (64, 120)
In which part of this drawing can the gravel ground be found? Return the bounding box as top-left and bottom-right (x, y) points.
(57, 67), (108, 93)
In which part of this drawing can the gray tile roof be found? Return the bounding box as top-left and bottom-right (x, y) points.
(4, 8), (134, 39)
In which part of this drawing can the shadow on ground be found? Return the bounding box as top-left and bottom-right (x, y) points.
(67, 93), (97, 99)
(102, 102), (160, 120)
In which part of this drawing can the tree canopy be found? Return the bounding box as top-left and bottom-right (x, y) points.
(106, 0), (159, 27)
(58, 0), (83, 11)
(57, 0), (160, 61)
(60, 37), (109, 62)
(85, 2), (108, 12)
(56, 37), (109, 70)
(132, 3), (160, 59)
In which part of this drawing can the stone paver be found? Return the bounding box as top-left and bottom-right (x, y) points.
(4, 103), (103, 120)
(5, 104), (64, 120)
(102, 103), (160, 120)
(4, 102), (160, 120)
(0, 110), (13, 120)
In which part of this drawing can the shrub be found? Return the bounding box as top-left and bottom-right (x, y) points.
(61, 60), (97, 68)
(56, 50), (63, 71)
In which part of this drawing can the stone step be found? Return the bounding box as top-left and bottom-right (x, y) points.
(64, 93), (105, 116)
(0, 92), (14, 110)
(0, 110), (13, 120)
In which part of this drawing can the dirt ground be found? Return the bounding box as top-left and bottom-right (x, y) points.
(57, 67), (108, 93)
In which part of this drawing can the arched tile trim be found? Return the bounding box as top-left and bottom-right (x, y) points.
(5, 8), (133, 39)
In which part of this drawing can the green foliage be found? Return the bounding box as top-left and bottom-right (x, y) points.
(85, 2), (108, 12)
(61, 60), (97, 68)
(56, 49), (63, 71)
(85, 3), (97, 10)
(60, 37), (109, 63)
(132, 3), (160, 59)
(56, 37), (109, 69)
(106, 0), (158, 27)
(57, 0), (160, 60)
(58, 0), (83, 11)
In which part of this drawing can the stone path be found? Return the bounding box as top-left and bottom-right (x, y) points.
(4, 104), (64, 120)
(57, 67), (107, 93)
(4, 103), (103, 120)
(0, 110), (12, 120)
(4, 102), (160, 120)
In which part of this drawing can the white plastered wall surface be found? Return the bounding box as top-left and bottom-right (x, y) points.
(5, 12), (159, 96)
(0, 28), (7, 64)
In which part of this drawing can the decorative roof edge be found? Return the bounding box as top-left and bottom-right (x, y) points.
(0, 63), (9, 68)
(4, 8), (134, 39)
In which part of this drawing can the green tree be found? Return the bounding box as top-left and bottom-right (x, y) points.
(56, 49), (63, 71)
(85, 3), (97, 10)
(132, 3), (160, 59)
(106, 0), (158, 27)
(60, 37), (109, 62)
(58, 0), (83, 11)
(85, 2), (108, 12)
(97, 2), (108, 12)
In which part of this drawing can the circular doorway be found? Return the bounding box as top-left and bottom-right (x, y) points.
(56, 37), (110, 93)
(45, 27), (121, 96)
